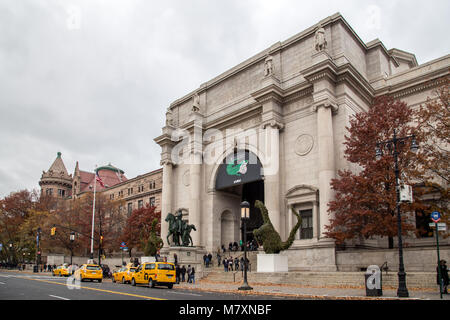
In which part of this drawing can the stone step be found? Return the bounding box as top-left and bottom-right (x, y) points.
(203, 271), (438, 289)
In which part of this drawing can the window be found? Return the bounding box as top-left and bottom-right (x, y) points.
(127, 203), (133, 216)
(58, 189), (65, 197)
(145, 263), (155, 270)
(46, 188), (53, 196)
(158, 263), (174, 270)
(138, 200), (143, 209)
(149, 197), (155, 207)
(300, 210), (313, 239)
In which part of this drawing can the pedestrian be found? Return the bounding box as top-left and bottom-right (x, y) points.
(228, 259), (233, 271)
(190, 266), (196, 284)
(437, 260), (449, 294)
(203, 254), (207, 266)
(223, 258), (228, 272)
(174, 253), (178, 266)
(240, 257), (244, 271)
(208, 252), (212, 266)
(187, 265), (192, 283)
(217, 252), (221, 267)
(181, 265), (186, 282)
(234, 257), (239, 271)
(175, 265), (180, 284)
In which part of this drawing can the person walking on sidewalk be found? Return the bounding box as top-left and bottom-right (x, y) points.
(181, 265), (186, 282)
(190, 266), (196, 284)
(187, 265), (192, 283)
(437, 260), (449, 294)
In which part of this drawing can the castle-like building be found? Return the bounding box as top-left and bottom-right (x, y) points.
(39, 152), (162, 214)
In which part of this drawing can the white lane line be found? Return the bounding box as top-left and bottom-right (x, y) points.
(49, 294), (70, 300)
(0, 281), (5, 284)
(169, 291), (203, 297)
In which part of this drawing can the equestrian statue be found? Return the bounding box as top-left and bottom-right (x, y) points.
(165, 209), (196, 247)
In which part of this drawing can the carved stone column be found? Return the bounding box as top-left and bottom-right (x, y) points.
(262, 121), (283, 234)
(161, 160), (173, 248)
(189, 152), (202, 247)
(313, 102), (338, 239)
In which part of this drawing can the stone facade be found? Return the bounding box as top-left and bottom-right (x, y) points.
(155, 13), (449, 271)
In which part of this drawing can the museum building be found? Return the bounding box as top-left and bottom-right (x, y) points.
(155, 13), (450, 271)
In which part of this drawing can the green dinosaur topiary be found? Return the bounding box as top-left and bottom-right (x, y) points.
(253, 200), (302, 254)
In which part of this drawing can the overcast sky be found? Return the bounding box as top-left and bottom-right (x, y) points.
(0, 0), (449, 198)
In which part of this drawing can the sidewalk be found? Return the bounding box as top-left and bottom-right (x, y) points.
(175, 278), (449, 300)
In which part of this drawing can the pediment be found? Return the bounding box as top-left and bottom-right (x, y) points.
(285, 185), (318, 198)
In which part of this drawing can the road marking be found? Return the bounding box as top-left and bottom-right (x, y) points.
(49, 294), (70, 300)
(169, 291), (202, 297)
(14, 276), (166, 300)
(0, 281), (5, 284)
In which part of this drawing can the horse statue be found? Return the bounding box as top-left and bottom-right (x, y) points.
(181, 224), (196, 247)
(165, 212), (180, 246)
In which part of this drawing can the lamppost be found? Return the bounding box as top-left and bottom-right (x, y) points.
(36, 227), (41, 272)
(375, 128), (419, 298)
(70, 232), (75, 265)
(238, 201), (253, 291)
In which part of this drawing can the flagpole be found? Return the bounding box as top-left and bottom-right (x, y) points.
(90, 165), (97, 260)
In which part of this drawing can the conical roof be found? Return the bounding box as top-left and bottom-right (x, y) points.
(40, 152), (72, 184)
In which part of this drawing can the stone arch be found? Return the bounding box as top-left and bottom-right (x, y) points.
(207, 143), (267, 192)
(220, 209), (239, 248)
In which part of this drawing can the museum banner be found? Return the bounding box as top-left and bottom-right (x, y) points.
(215, 150), (263, 190)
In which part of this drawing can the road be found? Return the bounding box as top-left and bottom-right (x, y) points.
(0, 270), (285, 301)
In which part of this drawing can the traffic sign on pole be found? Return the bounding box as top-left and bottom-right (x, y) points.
(431, 211), (441, 223)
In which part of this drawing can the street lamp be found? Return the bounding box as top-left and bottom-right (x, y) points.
(238, 201), (253, 291)
(375, 129), (418, 298)
(70, 232), (75, 265)
(36, 227), (41, 272)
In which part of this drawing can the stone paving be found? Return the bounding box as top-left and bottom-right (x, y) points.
(175, 278), (450, 300)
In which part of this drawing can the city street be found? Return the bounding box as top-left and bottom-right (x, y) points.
(0, 270), (287, 301)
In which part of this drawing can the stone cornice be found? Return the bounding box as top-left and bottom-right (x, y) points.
(375, 68), (449, 99)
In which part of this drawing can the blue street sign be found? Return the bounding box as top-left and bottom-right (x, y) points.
(431, 211), (441, 223)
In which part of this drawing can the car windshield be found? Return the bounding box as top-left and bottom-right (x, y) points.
(86, 265), (101, 270)
(129, 268), (136, 272)
(157, 263), (174, 270)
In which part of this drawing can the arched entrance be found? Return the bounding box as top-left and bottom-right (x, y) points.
(215, 149), (265, 245)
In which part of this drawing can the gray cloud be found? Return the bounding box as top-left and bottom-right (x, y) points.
(0, 0), (449, 197)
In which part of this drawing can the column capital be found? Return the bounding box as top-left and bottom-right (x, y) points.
(160, 159), (174, 167)
(260, 119), (284, 131)
(311, 101), (339, 114)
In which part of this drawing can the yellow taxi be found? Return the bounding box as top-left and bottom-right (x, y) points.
(130, 262), (176, 289)
(112, 264), (137, 284)
(74, 264), (103, 283)
(52, 265), (70, 277)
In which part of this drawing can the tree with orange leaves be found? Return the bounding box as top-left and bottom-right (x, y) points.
(120, 204), (161, 257)
(325, 96), (428, 248)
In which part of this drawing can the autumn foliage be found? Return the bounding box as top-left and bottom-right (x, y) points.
(325, 96), (426, 245)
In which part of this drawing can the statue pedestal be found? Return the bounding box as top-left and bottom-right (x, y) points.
(161, 246), (206, 272)
(257, 253), (288, 273)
